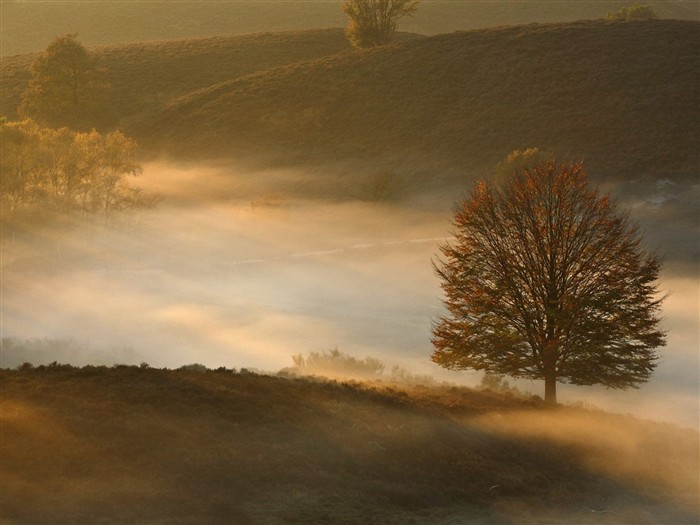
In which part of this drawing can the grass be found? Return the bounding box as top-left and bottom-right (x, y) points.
(0, 29), (365, 128)
(1, 365), (698, 524)
(3, 20), (697, 184)
(137, 19), (699, 182)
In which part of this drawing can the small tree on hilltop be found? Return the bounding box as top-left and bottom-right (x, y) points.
(432, 160), (665, 403)
(343, 0), (419, 49)
(19, 34), (110, 131)
(606, 3), (659, 20)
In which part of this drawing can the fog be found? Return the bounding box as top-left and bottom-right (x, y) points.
(2, 161), (698, 430)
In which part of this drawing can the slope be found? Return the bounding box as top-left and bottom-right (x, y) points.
(142, 19), (699, 180)
(1, 365), (698, 524)
(1, 29), (408, 127)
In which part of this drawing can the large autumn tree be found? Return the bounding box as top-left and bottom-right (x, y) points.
(343, 0), (419, 48)
(19, 34), (110, 131)
(432, 160), (665, 403)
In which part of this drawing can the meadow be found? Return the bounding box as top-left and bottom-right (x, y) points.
(1, 365), (698, 524)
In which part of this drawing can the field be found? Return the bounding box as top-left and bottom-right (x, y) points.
(0, 29), (365, 127)
(136, 19), (699, 180)
(1, 365), (698, 524)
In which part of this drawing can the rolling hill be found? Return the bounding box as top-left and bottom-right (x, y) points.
(1, 365), (698, 524)
(3, 20), (697, 182)
(139, 19), (699, 181)
(0, 29), (409, 128)
(2, 0), (698, 56)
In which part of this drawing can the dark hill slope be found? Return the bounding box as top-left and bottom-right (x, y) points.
(144, 19), (699, 179)
(1, 366), (697, 524)
(1, 29), (412, 126)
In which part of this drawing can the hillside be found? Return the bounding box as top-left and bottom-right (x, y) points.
(0, 29), (401, 127)
(140, 19), (699, 180)
(2, 0), (698, 56)
(2, 365), (698, 524)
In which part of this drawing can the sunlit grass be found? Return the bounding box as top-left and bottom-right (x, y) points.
(1, 365), (697, 524)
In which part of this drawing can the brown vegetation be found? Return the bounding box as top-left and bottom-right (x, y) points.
(0, 29), (386, 127)
(433, 161), (665, 403)
(137, 19), (699, 181)
(3, 21), (697, 186)
(1, 365), (697, 524)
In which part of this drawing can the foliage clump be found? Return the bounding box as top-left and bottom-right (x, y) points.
(343, 0), (419, 48)
(479, 373), (518, 395)
(606, 3), (659, 20)
(178, 363), (209, 373)
(1, 119), (154, 236)
(285, 349), (438, 385)
(288, 348), (385, 379)
(19, 34), (111, 131)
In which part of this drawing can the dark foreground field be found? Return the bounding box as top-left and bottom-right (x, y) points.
(1, 366), (697, 524)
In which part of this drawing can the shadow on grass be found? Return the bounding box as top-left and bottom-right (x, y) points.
(1, 366), (697, 524)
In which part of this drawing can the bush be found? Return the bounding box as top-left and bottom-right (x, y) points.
(479, 373), (515, 394)
(606, 3), (658, 20)
(178, 363), (209, 372)
(288, 348), (385, 379)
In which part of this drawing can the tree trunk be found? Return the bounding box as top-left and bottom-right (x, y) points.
(544, 374), (557, 404)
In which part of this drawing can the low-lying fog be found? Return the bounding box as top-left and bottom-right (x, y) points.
(2, 161), (698, 430)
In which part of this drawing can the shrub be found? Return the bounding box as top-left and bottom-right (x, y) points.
(178, 363), (209, 372)
(289, 348), (385, 379)
(606, 3), (658, 20)
(479, 373), (513, 393)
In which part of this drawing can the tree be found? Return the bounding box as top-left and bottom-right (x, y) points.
(71, 129), (142, 220)
(343, 0), (419, 49)
(0, 119), (148, 233)
(431, 160), (665, 403)
(606, 3), (658, 20)
(19, 34), (110, 131)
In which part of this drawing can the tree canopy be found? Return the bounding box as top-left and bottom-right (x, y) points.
(1, 119), (150, 235)
(606, 3), (659, 20)
(19, 34), (110, 131)
(432, 160), (665, 403)
(343, 0), (419, 48)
